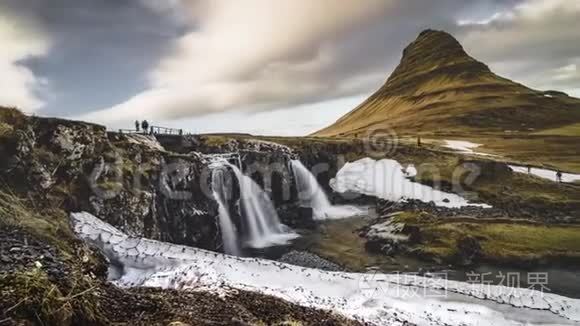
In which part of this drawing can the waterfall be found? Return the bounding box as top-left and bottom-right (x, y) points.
(291, 160), (363, 220)
(211, 167), (240, 256)
(228, 164), (299, 248)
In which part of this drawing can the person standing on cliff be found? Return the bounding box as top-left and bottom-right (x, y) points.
(135, 120), (140, 132)
(141, 120), (149, 134)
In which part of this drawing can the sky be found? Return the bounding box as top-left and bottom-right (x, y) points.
(1, 0), (579, 136)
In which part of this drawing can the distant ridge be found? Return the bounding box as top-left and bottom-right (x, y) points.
(314, 29), (580, 137)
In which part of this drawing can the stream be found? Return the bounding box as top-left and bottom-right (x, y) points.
(256, 214), (580, 299)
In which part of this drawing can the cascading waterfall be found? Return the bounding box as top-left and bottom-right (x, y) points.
(228, 164), (299, 248)
(291, 159), (363, 220)
(211, 167), (240, 256)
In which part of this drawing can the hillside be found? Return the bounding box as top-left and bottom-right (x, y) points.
(314, 29), (580, 137)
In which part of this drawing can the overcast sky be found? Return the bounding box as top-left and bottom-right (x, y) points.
(1, 0), (579, 135)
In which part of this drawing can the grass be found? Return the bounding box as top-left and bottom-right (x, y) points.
(393, 212), (580, 265)
(0, 107), (23, 141)
(0, 189), (105, 325)
(0, 106), (26, 125)
(0, 269), (74, 324)
(0, 121), (13, 138)
(298, 216), (429, 272)
(533, 122), (580, 136)
(0, 190), (74, 256)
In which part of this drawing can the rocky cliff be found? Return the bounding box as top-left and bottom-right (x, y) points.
(0, 108), (314, 253)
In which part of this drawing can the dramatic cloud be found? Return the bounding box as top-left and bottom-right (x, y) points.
(79, 0), (397, 123)
(0, 0), (186, 117)
(458, 0), (580, 95)
(0, 13), (49, 112)
(86, 0), (579, 124)
(2, 0), (579, 130)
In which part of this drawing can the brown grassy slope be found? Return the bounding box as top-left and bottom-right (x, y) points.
(314, 29), (580, 137)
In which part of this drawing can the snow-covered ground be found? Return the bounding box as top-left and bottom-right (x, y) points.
(330, 158), (490, 208)
(510, 165), (580, 183)
(443, 140), (497, 157)
(71, 212), (580, 326)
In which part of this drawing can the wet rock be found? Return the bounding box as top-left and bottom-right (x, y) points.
(277, 205), (315, 229)
(0, 226), (66, 277)
(455, 236), (482, 266)
(363, 219), (409, 257)
(278, 250), (344, 271)
(461, 158), (512, 179)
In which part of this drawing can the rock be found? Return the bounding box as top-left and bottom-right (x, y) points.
(278, 251), (344, 271)
(461, 158), (512, 179)
(455, 236), (482, 266)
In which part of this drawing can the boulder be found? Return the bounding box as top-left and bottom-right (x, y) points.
(455, 236), (483, 266)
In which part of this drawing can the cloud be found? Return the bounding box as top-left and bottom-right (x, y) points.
(78, 0), (397, 123)
(16, 0), (572, 125)
(458, 0), (580, 94)
(0, 13), (49, 112)
(83, 0), (561, 124)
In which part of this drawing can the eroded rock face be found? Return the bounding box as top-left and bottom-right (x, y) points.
(1, 117), (221, 250)
(1, 117), (319, 252)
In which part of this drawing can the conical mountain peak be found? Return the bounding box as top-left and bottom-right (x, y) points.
(386, 29), (491, 87)
(314, 29), (580, 137)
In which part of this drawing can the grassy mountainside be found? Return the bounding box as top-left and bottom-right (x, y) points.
(314, 29), (580, 137)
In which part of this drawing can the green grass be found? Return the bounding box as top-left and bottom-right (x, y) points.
(393, 212), (580, 264)
(533, 122), (580, 136)
(0, 189), (105, 325)
(0, 190), (74, 256)
(0, 269), (74, 324)
(0, 121), (13, 138)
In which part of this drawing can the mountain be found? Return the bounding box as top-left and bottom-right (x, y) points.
(314, 29), (580, 137)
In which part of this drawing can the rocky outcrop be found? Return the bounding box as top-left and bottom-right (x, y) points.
(363, 214), (410, 256)
(1, 114), (328, 253)
(0, 117), (222, 251)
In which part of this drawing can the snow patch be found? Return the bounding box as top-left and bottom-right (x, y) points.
(510, 165), (580, 183)
(330, 158), (490, 208)
(71, 212), (580, 326)
(443, 140), (497, 157)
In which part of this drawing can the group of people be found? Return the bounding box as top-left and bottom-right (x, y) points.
(135, 120), (150, 134)
(132, 120), (184, 136)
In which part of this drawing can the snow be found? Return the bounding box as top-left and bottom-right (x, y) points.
(443, 140), (497, 157)
(404, 164), (417, 177)
(71, 211), (580, 326)
(510, 165), (580, 183)
(330, 158), (490, 208)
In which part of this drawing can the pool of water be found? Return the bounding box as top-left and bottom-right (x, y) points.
(258, 214), (580, 299)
